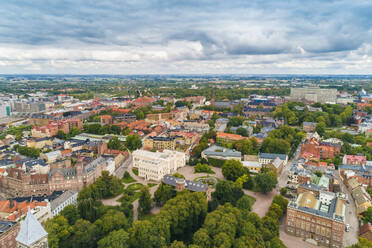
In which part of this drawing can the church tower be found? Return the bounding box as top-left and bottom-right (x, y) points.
(16, 207), (48, 248)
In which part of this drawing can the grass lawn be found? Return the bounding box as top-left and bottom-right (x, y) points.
(147, 183), (157, 188)
(126, 183), (143, 191)
(122, 173), (136, 184)
(119, 191), (141, 203)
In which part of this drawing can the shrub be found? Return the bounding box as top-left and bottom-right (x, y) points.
(194, 163), (215, 174)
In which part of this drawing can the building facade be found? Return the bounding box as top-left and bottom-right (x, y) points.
(143, 136), (176, 151)
(132, 149), (186, 181)
(1, 157), (109, 197)
(290, 88), (337, 103)
(286, 191), (345, 248)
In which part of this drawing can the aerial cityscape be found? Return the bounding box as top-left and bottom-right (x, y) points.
(0, 1), (372, 248)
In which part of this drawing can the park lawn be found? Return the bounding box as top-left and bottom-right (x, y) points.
(126, 183), (143, 191)
(122, 174), (136, 184)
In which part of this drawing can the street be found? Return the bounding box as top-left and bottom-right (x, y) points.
(334, 171), (359, 247)
(114, 153), (132, 178)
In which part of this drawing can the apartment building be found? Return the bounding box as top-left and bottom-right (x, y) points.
(143, 136), (176, 151)
(258, 153), (288, 166)
(286, 191), (345, 248)
(132, 149), (186, 181)
(290, 87), (337, 103)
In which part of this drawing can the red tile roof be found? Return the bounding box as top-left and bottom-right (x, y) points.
(217, 132), (246, 141)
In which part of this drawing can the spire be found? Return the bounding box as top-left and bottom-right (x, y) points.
(16, 207), (48, 247)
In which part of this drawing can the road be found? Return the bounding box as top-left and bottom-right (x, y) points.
(334, 171), (359, 247)
(278, 140), (302, 189)
(114, 153), (132, 178)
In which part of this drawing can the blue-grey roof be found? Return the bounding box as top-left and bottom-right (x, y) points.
(339, 164), (372, 173)
(259, 153), (287, 161)
(84, 156), (106, 174)
(0, 220), (16, 235)
(243, 107), (273, 112)
(289, 197), (344, 223)
(162, 175), (208, 192)
(303, 122), (318, 125)
(202, 145), (241, 158)
(252, 133), (267, 139)
(214, 101), (231, 108)
(49, 167), (76, 179)
(24, 159), (47, 168)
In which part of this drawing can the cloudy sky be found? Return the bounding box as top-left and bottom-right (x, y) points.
(0, 0), (372, 74)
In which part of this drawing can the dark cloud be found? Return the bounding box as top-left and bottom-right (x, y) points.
(0, 0), (371, 73)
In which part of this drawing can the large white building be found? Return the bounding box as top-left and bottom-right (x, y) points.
(132, 149), (186, 181)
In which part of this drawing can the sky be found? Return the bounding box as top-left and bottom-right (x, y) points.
(0, 0), (372, 74)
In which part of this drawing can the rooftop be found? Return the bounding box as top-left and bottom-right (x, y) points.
(202, 145), (241, 158)
(162, 175), (208, 192)
(16, 208), (48, 246)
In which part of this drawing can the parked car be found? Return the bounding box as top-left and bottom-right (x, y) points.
(345, 224), (350, 232)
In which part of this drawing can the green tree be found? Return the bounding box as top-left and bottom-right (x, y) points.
(125, 134), (142, 151)
(194, 163), (214, 174)
(212, 180), (244, 206)
(272, 195), (289, 213)
(347, 237), (372, 248)
(60, 204), (80, 226)
(236, 195), (254, 212)
(363, 207), (372, 224)
(96, 209), (130, 237)
(222, 160), (245, 181)
(97, 229), (129, 248)
(135, 110), (145, 120)
(266, 203), (283, 219)
(56, 130), (67, 140)
(255, 171), (277, 194)
(45, 215), (72, 248)
(260, 138), (290, 154)
(129, 220), (168, 248)
(236, 127), (248, 137)
(315, 121), (326, 137)
(71, 219), (97, 248)
(169, 241), (187, 248)
(154, 183), (176, 206)
(138, 186), (152, 216)
(280, 187), (287, 196)
(108, 136), (122, 150)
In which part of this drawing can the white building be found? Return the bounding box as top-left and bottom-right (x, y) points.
(106, 158), (116, 175)
(16, 207), (48, 248)
(51, 190), (78, 217)
(132, 149), (186, 181)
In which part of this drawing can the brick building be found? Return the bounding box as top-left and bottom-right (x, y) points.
(286, 191), (345, 248)
(301, 137), (340, 160)
(0, 157), (109, 197)
(0, 220), (19, 248)
(342, 155), (367, 166)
